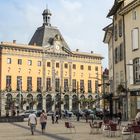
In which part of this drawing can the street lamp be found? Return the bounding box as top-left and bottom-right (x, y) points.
(76, 81), (79, 111)
(18, 79), (22, 112)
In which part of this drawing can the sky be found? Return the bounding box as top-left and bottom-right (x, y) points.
(0, 0), (114, 69)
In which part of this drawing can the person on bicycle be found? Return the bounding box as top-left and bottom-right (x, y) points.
(28, 112), (37, 135)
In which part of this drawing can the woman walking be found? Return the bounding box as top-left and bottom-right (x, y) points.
(40, 110), (47, 134)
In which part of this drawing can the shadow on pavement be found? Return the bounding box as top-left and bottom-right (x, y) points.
(11, 123), (71, 140)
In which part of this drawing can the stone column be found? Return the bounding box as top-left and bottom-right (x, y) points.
(51, 60), (55, 93)
(42, 51), (46, 92)
(68, 62), (72, 111)
(1, 92), (6, 116)
(69, 95), (72, 111)
(42, 50), (46, 111)
(52, 94), (55, 111)
(60, 61), (64, 91)
(43, 94), (46, 111)
(61, 95), (64, 111)
(68, 62), (72, 92)
(60, 61), (64, 111)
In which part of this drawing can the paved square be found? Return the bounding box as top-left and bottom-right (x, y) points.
(0, 117), (123, 140)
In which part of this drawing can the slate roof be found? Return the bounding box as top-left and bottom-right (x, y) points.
(107, 0), (124, 17)
(29, 25), (71, 51)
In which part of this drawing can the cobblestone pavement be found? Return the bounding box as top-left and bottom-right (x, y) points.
(0, 117), (125, 140)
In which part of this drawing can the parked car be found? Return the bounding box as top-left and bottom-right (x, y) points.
(20, 110), (36, 118)
(47, 110), (54, 116)
(72, 110), (85, 117)
(35, 110), (42, 117)
(62, 110), (74, 118)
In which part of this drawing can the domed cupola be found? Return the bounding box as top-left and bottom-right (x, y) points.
(42, 8), (52, 26)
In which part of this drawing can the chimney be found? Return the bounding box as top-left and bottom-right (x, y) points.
(13, 40), (16, 44)
(76, 49), (79, 52)
(91, 51), (93, 54)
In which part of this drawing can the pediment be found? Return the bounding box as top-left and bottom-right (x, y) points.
(44, 45), (72, 55)
(43, 35), (72, 55)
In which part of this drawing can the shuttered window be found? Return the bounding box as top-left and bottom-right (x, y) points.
(132, 28), (139, 50)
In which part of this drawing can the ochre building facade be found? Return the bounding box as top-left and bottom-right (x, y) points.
(0, 8), (103, 115)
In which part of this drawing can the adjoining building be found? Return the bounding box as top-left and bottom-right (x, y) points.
(104, 0), (140, 120)
(0, 8), (103, 116)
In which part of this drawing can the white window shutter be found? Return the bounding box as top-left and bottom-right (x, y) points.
(128, 60), (134, 85)
(132, 28), (139, 50)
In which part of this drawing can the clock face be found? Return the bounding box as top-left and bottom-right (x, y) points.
(55, 44), (60, 50)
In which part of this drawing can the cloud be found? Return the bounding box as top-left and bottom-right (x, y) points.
(0, 0), (113, 68)
(60, 0), (82, 11)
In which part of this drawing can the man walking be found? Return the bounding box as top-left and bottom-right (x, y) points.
(28, 112), (37, 135)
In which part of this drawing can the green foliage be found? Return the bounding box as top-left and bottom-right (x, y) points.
(117, 84), (127, 94)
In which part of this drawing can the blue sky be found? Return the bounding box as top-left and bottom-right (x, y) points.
(0, 0), (114, 68)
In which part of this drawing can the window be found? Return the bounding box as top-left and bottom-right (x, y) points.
(64, 79), (68, 92)
(116, 73), (119, 87)
(37, 61), (41, 66)
(95, 80), (98, 93)
(132, 10), (137, 20)
(18, 59), (22, 65)
(80, 65), (84, 70)
(73, 64), (76, 69)
(28, 60), (32, 66)
(27, 77), (32, 91)
(72, 79), (76, 92)
(37, 77), (42, 92)
(88, 66), (91, 71)
(88, 80), (92, 93)
(17, 76), (22, 91)
(115, 48), (118, 63)
(56, 63), (59, 68)
(7, 58), (11, 64)
(118, 19), (123, 37)
(80, 80), (84, 93)
(120, 71), (124, 84)
(133, 58), (140, 83)
(95, 66), (98, 71)
(47, 62), (51, 67)
(6, 75), (11, 91)
(64, 63), (68, 69)
(117, 46), (120, 62)
(46, 78), (51, 91)
(114, 24), (118, 41)
(132, 28), (139, 50)
(55, 78), (60, 92)
(120, 43), (123, 61)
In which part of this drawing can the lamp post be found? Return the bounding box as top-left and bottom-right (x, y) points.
(77, 81), (79, 111)
(18, 78), (22, 112)
(59, 86), (62, 115)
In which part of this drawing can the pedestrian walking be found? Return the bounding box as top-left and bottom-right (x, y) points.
(76, 111), (80, 121)
(51, 113), (55, 124)
(17, 109), (19, 116)
(117, 110), (122, 125)
(40, 110), (47, 134)
(28, 112), (37, 135)
(85, 111), (89, 123)
(55, 110), (59, 123)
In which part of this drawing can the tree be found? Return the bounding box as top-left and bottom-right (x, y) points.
(117, 84), (127, 94)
